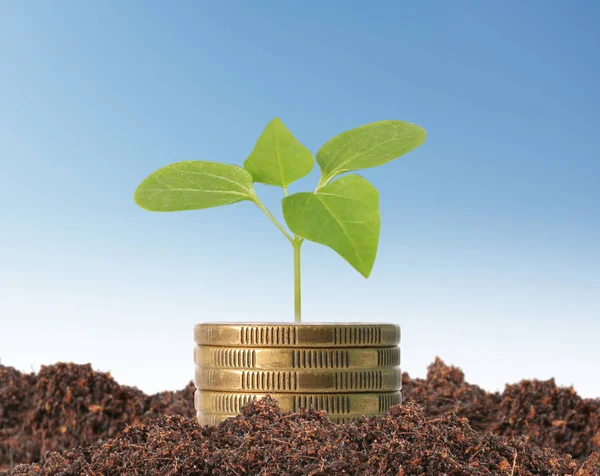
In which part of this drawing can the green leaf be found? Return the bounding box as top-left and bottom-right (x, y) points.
(316, 120), (426, 188)
(244, 118), (314, 187)
(282, 174), (380, 278)
(134, 161), (255, 212)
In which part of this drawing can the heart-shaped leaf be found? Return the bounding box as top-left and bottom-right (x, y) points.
(282, 174), (380, 277)
(244, 118), (314, 187)
(134, 161), (255, 211)
(316, 120), (426, 188)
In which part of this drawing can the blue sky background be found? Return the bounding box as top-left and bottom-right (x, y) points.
(1, 1), (599, 397)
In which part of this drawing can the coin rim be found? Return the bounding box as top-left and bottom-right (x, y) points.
(194, 345), (401, 369)
(194, 323), (401, 347)
(194, 389), (402, 413)
(194, 366), (402, 393)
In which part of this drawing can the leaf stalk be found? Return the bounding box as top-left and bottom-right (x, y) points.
(252, 196), (294, 244)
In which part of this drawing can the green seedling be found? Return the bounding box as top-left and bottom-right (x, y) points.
(134, 119), (426, 322)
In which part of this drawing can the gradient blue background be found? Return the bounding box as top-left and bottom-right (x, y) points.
(1, 1), (599, 397)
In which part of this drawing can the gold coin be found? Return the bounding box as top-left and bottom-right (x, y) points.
(194, 323), (400, 348)
(194, 389), (401, 414)
(194, 366), (401, 393)
(194, 345), (400, 370)
(196, 411), (381, 426)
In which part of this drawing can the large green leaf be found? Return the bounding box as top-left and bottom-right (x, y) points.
(134, 161), (255, 211)
(316, 120), (426, 188)
(282, 174), (380, 277)
(244, 118), (314, 187)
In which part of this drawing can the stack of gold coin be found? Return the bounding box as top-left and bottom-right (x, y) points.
(194, 323), (401, 425)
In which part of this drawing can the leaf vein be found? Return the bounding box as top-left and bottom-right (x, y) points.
(181, 170), (253, 196)
(331, 135), (400, 175)
(317, 197), (364, 269)
(139, 188), (250, 197)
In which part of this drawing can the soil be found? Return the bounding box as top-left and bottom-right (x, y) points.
(0, 363), (195, 468)
(1, 358), (599, 475)
(403, 358), (600, 461)
(4, 398), (600, 475)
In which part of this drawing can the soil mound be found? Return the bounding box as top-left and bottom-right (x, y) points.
(403, 358), (600, 461)
(6, 398), (600, 475)
(491, 379), (600, 461)
(402, 357), (502, 430)
(0, 363), (195, 468)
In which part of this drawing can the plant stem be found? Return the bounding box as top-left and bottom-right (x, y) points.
(253, 190), (303, 322)
(252, 196), (294, 244)
(293, 237), (302, 323)
(315, 174), (332, 192)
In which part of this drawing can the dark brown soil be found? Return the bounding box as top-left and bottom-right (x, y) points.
(0, 363), (195, 469)
(5, 397), (600, 475)
(1, 358), (599, 475)
(402, 357), (502, 431)
(403, 358), (600, 461)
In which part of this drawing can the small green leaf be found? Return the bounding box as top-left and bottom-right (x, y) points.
(316, 120), (426, 188)
(244, 118), (314, 187)
(282, 174), (380, 278)
(134, 161), (255, 212)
